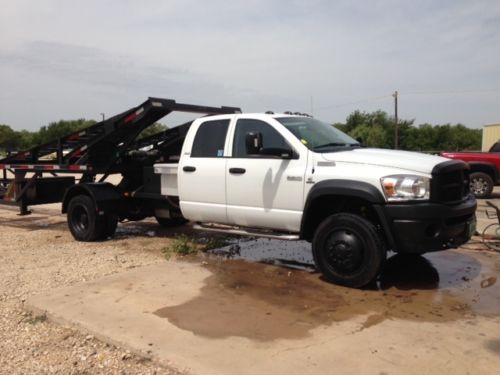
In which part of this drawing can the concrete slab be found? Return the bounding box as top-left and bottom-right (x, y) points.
(27, 251), (500, 375)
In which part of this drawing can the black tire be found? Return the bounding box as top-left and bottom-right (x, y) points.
(98, 213), (118, 240)
(155, 216), (187, 228)
(67, 195), (106, 242)
(469, 172), (494, 198)
(312, 213), (386, 288)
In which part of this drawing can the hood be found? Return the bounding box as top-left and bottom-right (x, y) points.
(440, 151), (486, 158)
(321, 148), (448, 174)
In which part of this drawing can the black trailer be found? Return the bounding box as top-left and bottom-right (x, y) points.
(0, 97), (241, 240)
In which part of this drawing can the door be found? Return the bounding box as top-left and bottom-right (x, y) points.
(226, 118), (307, 232)
(178, 117), (232, 223)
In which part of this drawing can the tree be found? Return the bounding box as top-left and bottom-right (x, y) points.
(17, 130), (35, 150)
(33, 119), (96, 145)
(0, 124), (22, 151)
(138, 122), (168, 139)
(334, 110), (481, 151)
(0, 119), (171, 157)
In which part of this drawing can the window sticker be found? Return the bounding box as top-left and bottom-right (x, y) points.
(217, 149), (224, 157)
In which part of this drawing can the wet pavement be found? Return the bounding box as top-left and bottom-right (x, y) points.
(26, 240), (500, 374)
(154, 240), (500, 342)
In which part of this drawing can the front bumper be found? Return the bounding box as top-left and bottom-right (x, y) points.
(378, 194), (477, 254)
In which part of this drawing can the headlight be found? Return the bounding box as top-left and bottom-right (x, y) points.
(381, 175), (430, 201)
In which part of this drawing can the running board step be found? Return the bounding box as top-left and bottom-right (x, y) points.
(193, 223), (300, 240)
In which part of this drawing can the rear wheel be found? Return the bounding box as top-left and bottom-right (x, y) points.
(99, 213), (118, 239)
(469, 172), (493, 198)
(312, 213), (386, 288)
(67, 195), (105, 241)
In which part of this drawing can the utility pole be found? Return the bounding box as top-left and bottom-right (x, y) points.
(393, 91), (398, 149)
(310, 96), (314, 116)
(100, 113), (105, 121)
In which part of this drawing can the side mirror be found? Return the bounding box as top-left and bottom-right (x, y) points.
(245, 132), (263, 155)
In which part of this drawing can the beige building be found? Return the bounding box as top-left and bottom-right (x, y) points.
(482, 124), (500, 151)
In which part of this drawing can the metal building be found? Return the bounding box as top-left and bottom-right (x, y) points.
(482, 124), (500, 151)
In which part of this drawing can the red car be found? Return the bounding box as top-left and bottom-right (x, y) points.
(441, 142), (500, 198)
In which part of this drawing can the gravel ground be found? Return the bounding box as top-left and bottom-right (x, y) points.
(0, 204), (183, 374)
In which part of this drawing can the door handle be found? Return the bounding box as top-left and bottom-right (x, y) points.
(183, 166), (196, 172)
(229, 168), (246, 174)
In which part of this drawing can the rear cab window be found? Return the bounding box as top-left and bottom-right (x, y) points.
(191, 119), (230, 158)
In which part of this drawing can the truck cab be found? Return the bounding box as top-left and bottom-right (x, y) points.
(164, 112), (477, 287)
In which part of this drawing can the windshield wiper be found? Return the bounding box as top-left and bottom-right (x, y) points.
(313, 142), (350, 150)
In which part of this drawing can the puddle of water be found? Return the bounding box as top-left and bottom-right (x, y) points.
(155, 240), (500, 341)
(0, 215), (66, 231)
(206, 238), (316, 271)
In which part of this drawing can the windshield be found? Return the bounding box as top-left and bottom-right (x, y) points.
(275, 117), (360, 152)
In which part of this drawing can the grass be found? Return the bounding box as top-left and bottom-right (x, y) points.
(162, 234), (199, 259)
(161, 234), (234, 259)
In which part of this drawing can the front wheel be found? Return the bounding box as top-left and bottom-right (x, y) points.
(469, 172), (493, 198)
(312, 213), (386, 288)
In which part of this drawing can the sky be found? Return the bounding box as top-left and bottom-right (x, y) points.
(1, 0), (500, 130)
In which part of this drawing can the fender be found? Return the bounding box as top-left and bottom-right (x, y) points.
(300, 179), (387, 241)
(305, 179), (385, 204)
(62, 182), (122, 213)
(467, 161), (498, 182)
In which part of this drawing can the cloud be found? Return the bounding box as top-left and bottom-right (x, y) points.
(0, 40), (280, 128)
(1, 0), (500, 129)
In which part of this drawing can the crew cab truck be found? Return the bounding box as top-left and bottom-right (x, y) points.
(0, 98), (477, 288)
(441, 142), (500, 198)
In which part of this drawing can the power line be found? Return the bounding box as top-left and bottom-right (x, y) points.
(402, 88), (500, 95)
(314, 88), (500, 113)
(315, 95), (391, 110)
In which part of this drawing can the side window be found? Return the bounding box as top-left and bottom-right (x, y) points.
(233, 119), (288, 158)
(191, 119), (230, 158)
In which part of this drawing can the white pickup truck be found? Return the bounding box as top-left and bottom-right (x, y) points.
(151, 110), (476, 287)
(6, 98), (474, 288)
